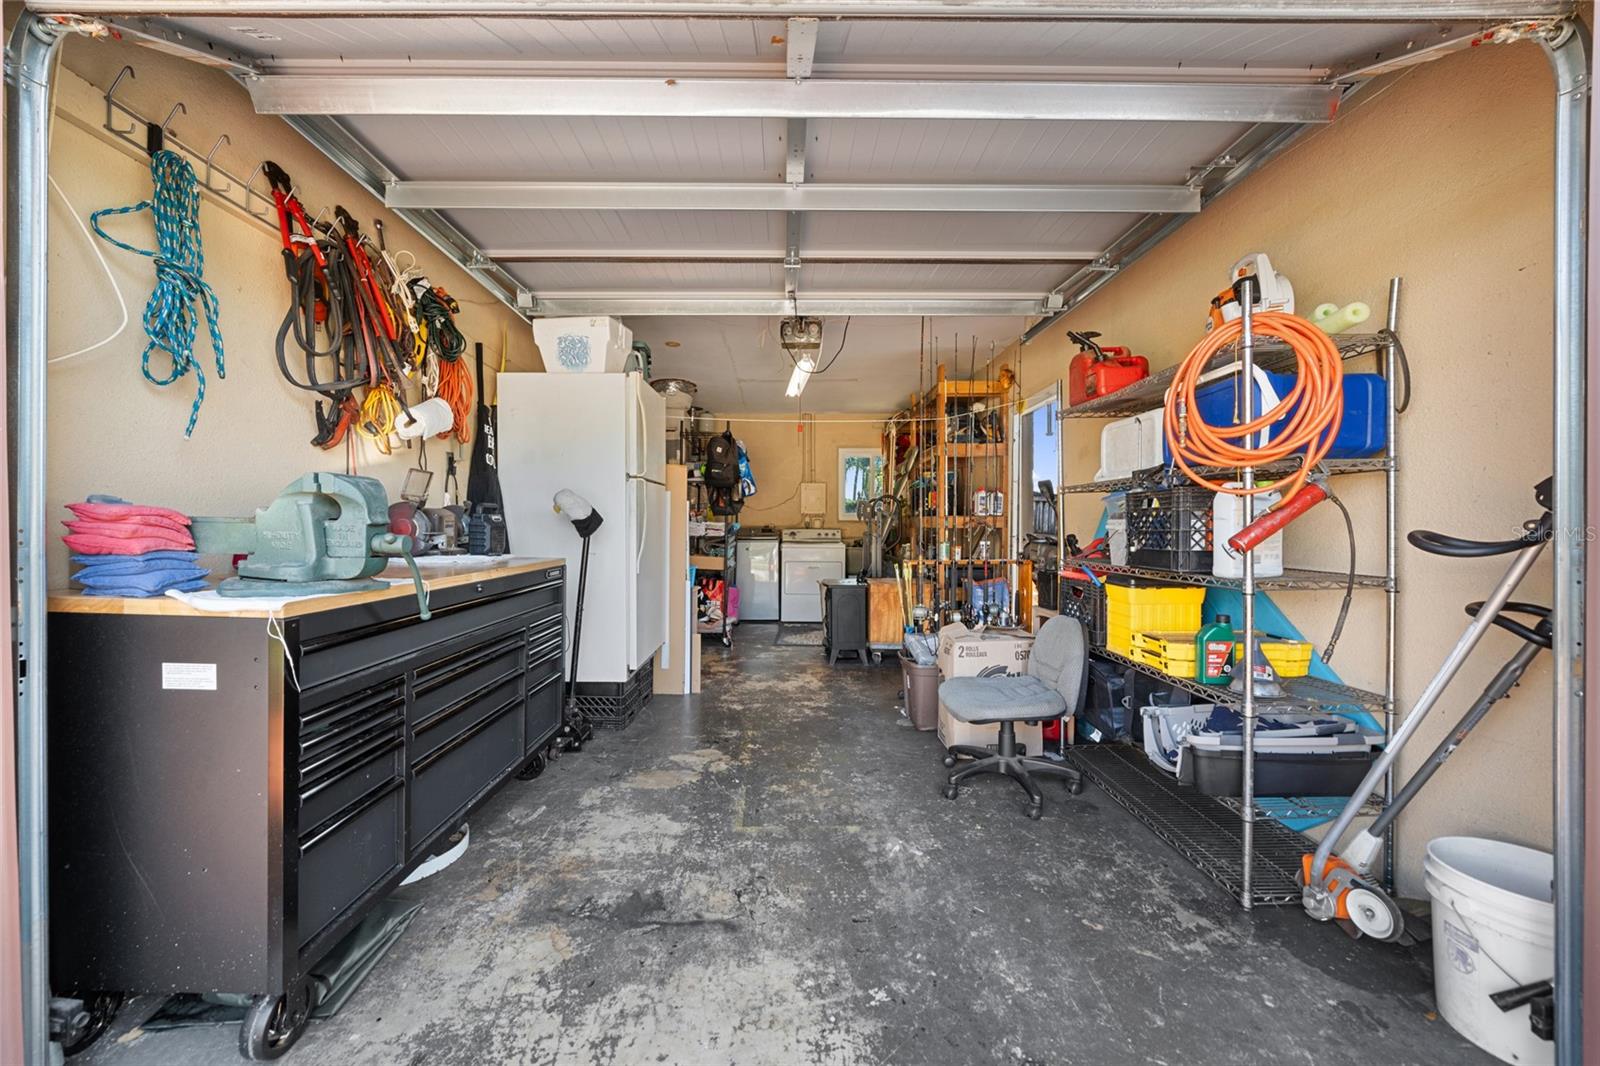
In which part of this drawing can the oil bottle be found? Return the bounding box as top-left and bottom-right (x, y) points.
(1196, 614), (1235, 685)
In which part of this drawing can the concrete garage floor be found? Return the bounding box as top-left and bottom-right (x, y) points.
(82, 625), (1489, 1066)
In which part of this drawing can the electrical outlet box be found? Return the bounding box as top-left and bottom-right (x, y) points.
(780, 316), (824, 351)
(799, 482), (826, 515)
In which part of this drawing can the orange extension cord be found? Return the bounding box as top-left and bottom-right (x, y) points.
(433, 354), (474, 445)
(1163, 310), (1344, 509)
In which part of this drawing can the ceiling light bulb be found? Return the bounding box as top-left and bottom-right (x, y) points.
(785, 355), (815, 398)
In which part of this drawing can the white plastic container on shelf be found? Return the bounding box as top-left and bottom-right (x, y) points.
(1212, 483), (1284, 578)
(1423, 837), (1554, 1066)
(1096, 409), (1165, 481)
(532, 316), (634, 373)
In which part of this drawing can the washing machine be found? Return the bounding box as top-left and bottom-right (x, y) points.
(780, 528), (845, 623)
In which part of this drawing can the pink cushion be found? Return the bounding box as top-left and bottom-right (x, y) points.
(64, 518), (194, 541)
(66, 501), (190, 526)
(64, 532), (196, 555)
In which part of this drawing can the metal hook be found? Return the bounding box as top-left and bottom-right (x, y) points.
(203, 134), (232, 192)
(311, 205), (331, 231)
(242, 161), (271, 219)
(103, 66), (136, 135)
(161, 101), (186, 139)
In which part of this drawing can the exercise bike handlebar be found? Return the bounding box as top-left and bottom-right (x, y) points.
(1408, 511), (1552, 558)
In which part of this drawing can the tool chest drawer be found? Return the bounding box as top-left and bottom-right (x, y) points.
(295, 578), (564, 689)
(297, 782), (404, 948)
(410, 697), (523, 849)
(525, 666), (564, 753)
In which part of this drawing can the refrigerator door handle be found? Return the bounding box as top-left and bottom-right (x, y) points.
(635, 478), (647, 574)
(633, 376), (648, 477)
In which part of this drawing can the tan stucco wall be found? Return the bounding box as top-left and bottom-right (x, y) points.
(728, 414), (888, 537)
(1006, 41), (1558, 894)
(44, 36), (539, 586)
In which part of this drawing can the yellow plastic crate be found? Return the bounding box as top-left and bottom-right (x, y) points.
(1105, 581), (1205, 655)
(1129, 644), (1198, 677)
(1233, 632), (1314, 678)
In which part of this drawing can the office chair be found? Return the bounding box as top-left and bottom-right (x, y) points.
(938, 615), (1087, 819)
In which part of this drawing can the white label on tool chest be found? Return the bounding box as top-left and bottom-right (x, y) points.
(162, 662), (217, 691)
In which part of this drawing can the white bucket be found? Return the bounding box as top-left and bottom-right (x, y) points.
(1422, 837), (1554, 1065)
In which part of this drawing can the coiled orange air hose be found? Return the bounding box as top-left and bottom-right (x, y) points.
(1163, 310), (1344, 509)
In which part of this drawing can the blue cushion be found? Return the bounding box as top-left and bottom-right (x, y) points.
(939, 675), (1067, 723)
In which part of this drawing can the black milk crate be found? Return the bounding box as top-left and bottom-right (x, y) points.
(573, 660), (654, 729)
(1126, 486), (1215, 573)
(1057, 570), (1107, 649)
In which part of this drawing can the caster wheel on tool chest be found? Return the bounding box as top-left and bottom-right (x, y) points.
(240, 978), (311, 1061)
(1026, 805), (1043, 821)
(61, 990), (124, 1057)
(942, 785), (959, 800)
(516, 751), (547, 780)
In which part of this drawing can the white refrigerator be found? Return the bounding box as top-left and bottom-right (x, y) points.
(498, 371), (669, 685)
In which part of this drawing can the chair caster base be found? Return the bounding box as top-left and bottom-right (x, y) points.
(942, 785), (959, 800)
(1026, 804), (1043, 820)
(942, 755), (957, 769)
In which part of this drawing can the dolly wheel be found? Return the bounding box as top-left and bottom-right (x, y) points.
(516, 751), (547, 781)
(62, 991), (123, 1057)
(941, 785), (959, 800)
(240, 979), (311, 1061)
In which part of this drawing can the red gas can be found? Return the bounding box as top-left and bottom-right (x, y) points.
(1067, 331), (1150, 406)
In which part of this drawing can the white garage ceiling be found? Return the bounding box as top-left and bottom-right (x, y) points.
(51, 0), (1570, 409)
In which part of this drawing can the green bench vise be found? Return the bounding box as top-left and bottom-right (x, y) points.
(191, 472), (431, 619)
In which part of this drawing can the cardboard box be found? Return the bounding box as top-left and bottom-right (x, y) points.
(936, 623), (1034, 680)
(937, 702), (1045, 757)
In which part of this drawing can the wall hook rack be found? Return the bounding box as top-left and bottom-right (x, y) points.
(102, 65), (135, 135)
(203, 134), (232, 193)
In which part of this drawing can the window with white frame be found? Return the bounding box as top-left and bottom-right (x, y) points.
(838, 447), (885, 521)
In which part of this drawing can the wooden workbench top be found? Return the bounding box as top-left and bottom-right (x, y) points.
(48, 557), (564, 620)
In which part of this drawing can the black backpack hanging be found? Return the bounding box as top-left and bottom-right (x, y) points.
(703, 427), (743, 516)
(466, 341), (510, 548)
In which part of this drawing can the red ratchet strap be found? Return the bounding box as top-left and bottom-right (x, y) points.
(262, 161), (326, 271)
(336, 207), (398, 342)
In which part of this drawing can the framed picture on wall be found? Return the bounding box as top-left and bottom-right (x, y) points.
(839, 447), (885, 521)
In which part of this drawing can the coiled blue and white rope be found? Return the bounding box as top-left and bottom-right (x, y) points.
(91, 149), (225, 437)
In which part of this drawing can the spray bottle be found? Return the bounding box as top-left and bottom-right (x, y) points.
(1196, 613), (1235, 685)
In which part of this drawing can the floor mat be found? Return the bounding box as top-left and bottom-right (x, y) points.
(773, 625), (825, 646)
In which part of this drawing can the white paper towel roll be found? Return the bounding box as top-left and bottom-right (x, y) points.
(396, 396), (454, 439)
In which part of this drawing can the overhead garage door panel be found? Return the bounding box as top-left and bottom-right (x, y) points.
(800, 262), (1069, 294)
(445, 209), (787, 255)
(503, 261), (784, 294)
(805, 118), (1250, 185)
(800, 211), (1139, 256)
(344, 115), (784, 183)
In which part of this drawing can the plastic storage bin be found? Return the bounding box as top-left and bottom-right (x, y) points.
(1211, 485), (1284, 578)
(1167, 367), (1388, 460)
(1104, 577), (1205, 655)
(532, 316), (634, 373)
(1232, 632), (1314, 677)
(1129, 630), (1198, 676)
(1125, 486), (1215, 573)
(1057, 570), (1107, 649)
(1097, 410), (1165, 481)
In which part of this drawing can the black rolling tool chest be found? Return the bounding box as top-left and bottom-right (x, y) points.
(46, 560), (565, 1008)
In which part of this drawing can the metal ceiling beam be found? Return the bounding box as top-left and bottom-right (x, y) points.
(386, 180), (1200, 213)
(488, 248), (1099, 263)
(247, 75), (1341, 124)
(526, 294), (1049, 316)
(26, 2), (1576, 22)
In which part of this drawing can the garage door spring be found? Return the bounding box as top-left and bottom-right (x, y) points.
(90, 149), (226, 438)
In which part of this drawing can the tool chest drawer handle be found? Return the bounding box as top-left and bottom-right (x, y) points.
(412, 693), (523, 775)
(299, 729), (404, 796)
(526, 635), (563, 666)
(411, 663), (524, 736)
(297, 581), (563, 656)
(300, 777), (404, 853)
(412, 632), (527, 693)
(300, 707), (405, 762)
(299, 681), (406, 732)
(528, 671), (562, 695)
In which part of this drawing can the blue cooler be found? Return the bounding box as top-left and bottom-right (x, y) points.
(1165, 367), (1387, 461)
